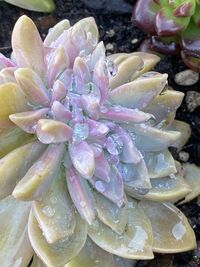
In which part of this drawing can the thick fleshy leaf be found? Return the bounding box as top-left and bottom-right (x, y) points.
(73, 57), (91, 87)
(0, 127), (34, 158)
(67, 166), (96, 225)
(44, 19), (70, 47)
(109, 55), (144, 89)
(9, 108), (50, 134)
(4, 0), (55, 12)
(0, 196), (33, 267)
(88, 199), (154, 259)
(122, 159), (151, 190)
(94, 192), (128, 235)
(141, 201), (196, 253)
(100, 106), (153, 124)
(167, 120), (191, 151)
(94, 151), (111, 182)
(109, 52), (160, 81)
(127, 124), (181, 151)
(66, 237), (115, 267)
(28, 209), (87, 267)
(12, 15), (46, 76)
(69, 141), (95, 178)
(15, 68), (50, 107)
(90, 41), (106, 69)
(145, 175), (191, 202)
(144, 150), (177, 179)
(48, 47), (69, 87)
(0, 141), (46, 200)
(143, 89), (184, 125)
(0, 82), (29, 122)
(90, 166), (124, 207)
(51, 101), (72, 122)
(110, 72), (168, 109)
(93, 58), (109, 104)
(51, 80), (68, 103)
(36, 119), (73, 144)
(13, 144), (65, 200)
(179, 163), (200, 204)
(33, 169), (76, 244)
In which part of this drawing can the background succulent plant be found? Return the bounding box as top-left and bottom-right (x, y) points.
(0, 15), (199, 267)
(132, 0), (200, 72)
(0, 0), (55, 12)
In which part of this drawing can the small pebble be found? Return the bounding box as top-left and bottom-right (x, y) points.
(106, 43), (114, 51)
(106, 29), (115, 38)
(186, 91), (200, 112)
(178, 151), (189, 162)
(131, 38), (138, 44)
(174, 69), (199, 86)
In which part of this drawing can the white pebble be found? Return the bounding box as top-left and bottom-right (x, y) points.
(175, 69), (199, 86)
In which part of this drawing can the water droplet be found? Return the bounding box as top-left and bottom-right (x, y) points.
(73, 122), (89, 142)
(80, 201), (86, 208)
(100, 105), (109, 113)
(112, 105), (122, 112)
(172, 221), (186, 240)
(42, 205), (55, 217)
(95, 180), (106, 193)
(105, 59), (118, 76)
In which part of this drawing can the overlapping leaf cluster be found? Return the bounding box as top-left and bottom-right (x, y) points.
(0, 15), (199, 267)
(133, 0), (200, 72)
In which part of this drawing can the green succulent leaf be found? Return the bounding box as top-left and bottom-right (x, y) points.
(3, 0), (55, 12)
(28, 209), (88, 266)
(141, 201), (196, 253)
(88, 199), (154, 259)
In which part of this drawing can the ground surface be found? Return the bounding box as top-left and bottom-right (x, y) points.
(0, 0), (199, 266)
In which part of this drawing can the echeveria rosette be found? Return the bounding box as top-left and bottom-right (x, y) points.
(1, 0), (55, 12)
(0, 15), (198, 266)
(133, 0), (200, 72)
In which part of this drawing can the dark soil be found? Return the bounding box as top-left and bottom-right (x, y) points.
(0, 0), (199, 266)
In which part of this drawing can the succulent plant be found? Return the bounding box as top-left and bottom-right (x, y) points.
(0, 15), (198, 267)
(132, 0), (200, 72)
(0, 0), (55, 12)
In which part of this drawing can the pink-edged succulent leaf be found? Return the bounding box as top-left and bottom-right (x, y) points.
(69, 141), (95, 179)
(94, 151), (111, 183)
(67, 166), (96, 225)
(9, 108), (50, 134)
(12, 15), (46, 77)
(36, 119), (73, 144)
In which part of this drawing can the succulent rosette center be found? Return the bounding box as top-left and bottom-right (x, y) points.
(0, 15), (198, 267)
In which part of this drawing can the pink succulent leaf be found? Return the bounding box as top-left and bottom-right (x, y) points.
(88, 119), (109, 138)
(94, 151), (111, 183)
(73, 57), (91, 87)
(67, 166), (96, 225)
(0, 53), (16, 69)
(100, 106), (153, 124)
(116, 126), (142, 164)
(15, 68), (50, 107)
(51, 101), (72, 122)
(93, 58), (109, 104)
(9, 108), (50, 134)
(47, 47), (69, 87)
(90, 41), (106, 69)
(36, 119), (73, 144)
(90, 165), (124, 208)
(173, 3), (194, 17)
(58, 69), (74, 90)
(51, 80), (68, 103)
(69, 141), (95, 179)
(81, 94), (100, 120)
(90, 143), (103, 158)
